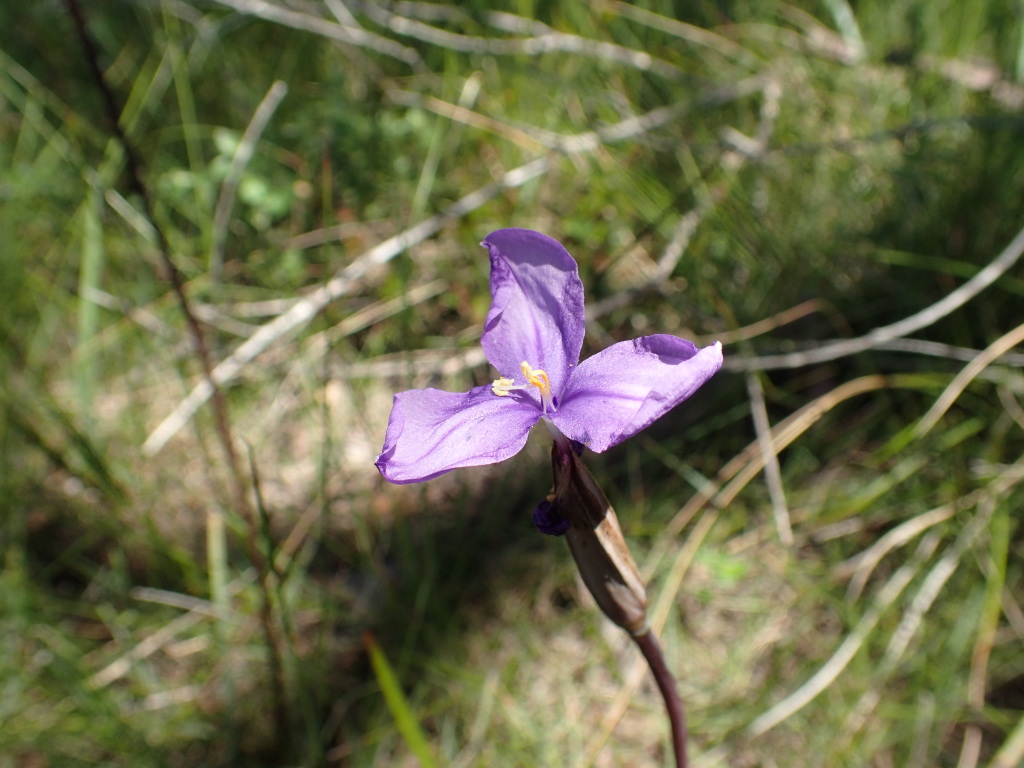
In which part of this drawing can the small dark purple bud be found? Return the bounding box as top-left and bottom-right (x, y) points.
(533, 498), (570, 536)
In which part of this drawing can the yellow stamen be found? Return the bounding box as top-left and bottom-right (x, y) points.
(491, 376), (515, 396)
(520, 361), (551, 399)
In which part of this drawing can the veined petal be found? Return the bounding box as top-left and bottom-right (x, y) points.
(552, 336), (723, 452)
(375, 385), (541, 484)
(481, 229), (585, 396)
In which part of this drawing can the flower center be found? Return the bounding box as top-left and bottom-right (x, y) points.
(491, 361), (554, 413)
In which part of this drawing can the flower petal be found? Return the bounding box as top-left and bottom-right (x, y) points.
(375, 385), (541, 484)
(552, 336), (723, 452)
(481, 229), (586, 396)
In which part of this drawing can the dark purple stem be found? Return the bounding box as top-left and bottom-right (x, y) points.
(633, 629), (688, 768)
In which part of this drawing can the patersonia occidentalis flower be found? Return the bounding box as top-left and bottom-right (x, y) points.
(375, 228), (723, 484)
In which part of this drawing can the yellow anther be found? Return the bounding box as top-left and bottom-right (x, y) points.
(491, 376), (515, 396)
(520, 361), (551, 396)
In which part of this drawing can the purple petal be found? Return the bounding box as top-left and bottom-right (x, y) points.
(551, 336), (723, 452)
(481, 229), (585, 396)
(375, 385), (541, 484)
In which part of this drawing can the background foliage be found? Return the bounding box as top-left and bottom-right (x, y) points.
(2, 1), (1023, 766)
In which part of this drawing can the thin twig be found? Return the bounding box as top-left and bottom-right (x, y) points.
(305, 279), (448, 351)
(324, 0), (361, 28)
(959, 495), (1006, 768)
(88, 609), (209, 689)
(699, 300), (834, 346)
(279, 220), (380, 251)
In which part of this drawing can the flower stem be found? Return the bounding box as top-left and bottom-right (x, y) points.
(633, 628), (688, 768)
(547, 440), (689, 764)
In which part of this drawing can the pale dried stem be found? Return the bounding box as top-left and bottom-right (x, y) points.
(876, 338), (1024, 367)
(601, 1), (758, 67)
(209, 0), (424, 68)
(210, 80), (289, 281)
(386, 90), (549, 153)
(585, 210), (704, 320)
(331, 347), (488, 380)
(988, 713), (1024, 768)
(581, 77), (772, 317)
(305, 279), (448, 351)
(747, 533), (940, 737)
(88, 609), (208, 689)
(731, 220), (1024, 371)
(393, 76), (765, 156)
(746, 372), (792, 546)
(788, 463), (1024, 746)
(89, 480), (335, 691)
(323, 0), (361, 28)
(997, 385), (1024, 432)
(960, 493), (1005, 768)
(88, 583), (244, 689)
(701, 300), (833, 346)
(836, 505), (956, 599)
(360, 1), (680, 77)
(915, 321), (1024, 438)
(841, 496), (1000, 752)
(644, 375), (893, 582)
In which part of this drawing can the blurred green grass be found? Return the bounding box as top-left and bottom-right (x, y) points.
(2, 1), (1023, 766)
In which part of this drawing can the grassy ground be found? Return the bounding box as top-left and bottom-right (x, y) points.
(2, 1), (1023, 766)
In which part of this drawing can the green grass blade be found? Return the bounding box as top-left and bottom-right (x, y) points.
(819, 0), (866, 62)
(75, 184), (104, 420)
(364, 632), (439, 768)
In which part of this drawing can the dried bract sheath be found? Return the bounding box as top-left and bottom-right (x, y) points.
(549, 440), (649, 636)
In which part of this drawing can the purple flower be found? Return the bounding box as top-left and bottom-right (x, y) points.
(375, 228), (723, 484)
